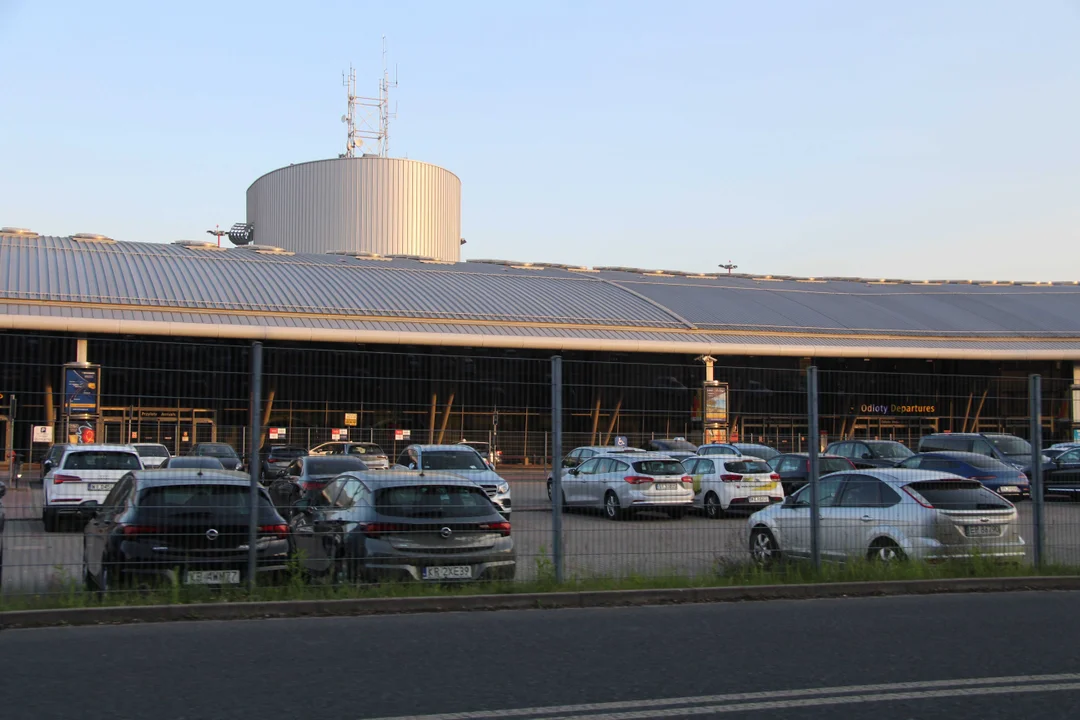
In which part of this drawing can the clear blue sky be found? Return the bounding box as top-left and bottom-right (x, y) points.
(2, 1), (1078, 280)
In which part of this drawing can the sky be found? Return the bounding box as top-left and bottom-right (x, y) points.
(1, 1), (1079, 280)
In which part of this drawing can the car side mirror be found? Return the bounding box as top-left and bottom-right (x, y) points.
(43, 460), (53, 473)
(569, 469), (580, 476)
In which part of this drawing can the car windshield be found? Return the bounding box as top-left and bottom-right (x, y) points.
(905, 481), (1013, 510)
(306, 457), (367, 475)
(821, 458), (853, 474)
(724, 460), (772, 474)
(270, 447), (306, 459)
(353, 443), (384, 455)
(375, 485), (494, 518)
(135, 445), (169, 457)
(868, 442), (913, 459)
(420, 450), (487, 471)
(64, 451), (141, 470)
(734, 445), (779, 461)
(197, 445), (238, 459)
(170, 457), (223, 469)
(987, 435), (1032, 456)
(631, 459), (685, 475)
(137, 484), (278, 520)
(702, 445), (738, 456)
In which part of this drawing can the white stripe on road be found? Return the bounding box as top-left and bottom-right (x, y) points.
(364, 673), (1080, 720)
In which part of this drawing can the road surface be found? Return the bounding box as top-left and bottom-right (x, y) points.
(3, 591), (1080, 719)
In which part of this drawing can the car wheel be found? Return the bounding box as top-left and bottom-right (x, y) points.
(604, 492), (624, 521)
(868, 539), (905, 563)
(749, 527), (780, 566)
(42, 508), (58, 533)
(704, 492), (724, 519)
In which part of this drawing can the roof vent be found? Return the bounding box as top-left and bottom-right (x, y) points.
(234, 244), (294, 256)
(386, 254), (436, 261)
(73, 232), (116, 244)
(469, 259), (521, 267)
(173, 240), (224, 250)
(0, 227), (39, 239)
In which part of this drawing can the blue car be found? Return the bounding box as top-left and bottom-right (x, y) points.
(896, 451), (1029, 499)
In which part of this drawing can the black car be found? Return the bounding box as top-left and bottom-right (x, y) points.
(191, 442), (244, 471)
(82, 470), (290, 591)
(1044, 446), (1080, 499)
(291, 471), (515, 584)
(824, 440), (913, 469)
(646, 438), (699, 462)
(767, 453), (857, 496)
(160, 456), (226, 470)
(261, 445), (308, 481)
(268, 455), (368, 518)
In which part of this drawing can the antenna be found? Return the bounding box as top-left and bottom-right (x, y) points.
(340, 38), (398, 158)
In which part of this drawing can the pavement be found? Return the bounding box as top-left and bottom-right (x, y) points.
(3, 591), (1080, 719)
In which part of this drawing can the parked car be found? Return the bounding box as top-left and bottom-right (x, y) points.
(824, 440), (913, 468)
(394, 444), (511, 516)
(645, 438), (699, 462)
(131, 443), (171, 469)
(290, 471), (515, 583)
(1043, 446), (1080, 499)
(159, 456), (225, 471)
(458, 440), (502, 466)
(268, 455), (369, 517)
(0, 480), (6, 585)
(557, 452), (693, 520)
(40, 443), (70, 475)
(917, 433), (1047, 475)
(697, 443), (743, 458)
(191, 442), (244, 471)
(42, 444), (143, 532)
(896, 451), (1029, 498)
(732, 443), (780, 462)
(308, 441), (390, 470)
(82, 470), (290, 591)
(1049, 442), (1080, 451)
(767, 453), (857, 496)
(684, 456), (784, 518)
(261, 445), (307, 480)
(748, 470), (1025, 564)
(547, 446), (645, 500)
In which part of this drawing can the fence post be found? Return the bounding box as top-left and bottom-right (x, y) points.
(1029, 374), (1044, 569)
(807, 365), (821, 569)
(551, 356), (564, 583)
(247, 341), (263, 592)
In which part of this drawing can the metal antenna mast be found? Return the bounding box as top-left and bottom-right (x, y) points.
(341, 38), (398, 158)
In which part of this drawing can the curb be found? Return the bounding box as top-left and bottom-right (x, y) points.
(3, 575), (1080, 629)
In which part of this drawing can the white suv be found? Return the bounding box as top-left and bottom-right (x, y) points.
(42, 444), (143, 531)
(684, 456), (784, 518)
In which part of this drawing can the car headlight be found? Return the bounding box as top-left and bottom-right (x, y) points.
(497, 482), (510, 494)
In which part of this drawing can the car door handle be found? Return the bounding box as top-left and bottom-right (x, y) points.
(861, 515), (873, 522)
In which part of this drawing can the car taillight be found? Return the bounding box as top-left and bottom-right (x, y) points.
(300, 480), (327, 491)
(680, 475), (693, 484)
(971, 476), (997, 482)
(362, 522), (407, 538)
(902, 485), (934, 508)
(479, 521), (511, 536)
(1018, 473), (1028, 482)
(624, 475), (653, 484)
(121, 524), (161, 536)
(258, 524), (289, 539)
(720, 474), (742, 482)
(53, 474), (81, 484)
(770, 473), (781, 480)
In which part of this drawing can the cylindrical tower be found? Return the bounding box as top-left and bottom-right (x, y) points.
(246, 156), (462, 260)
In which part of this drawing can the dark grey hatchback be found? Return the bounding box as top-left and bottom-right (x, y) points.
(82, 470), (290, 591)
(291, 471), (515, 584)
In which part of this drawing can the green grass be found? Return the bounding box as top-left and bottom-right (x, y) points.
(2, 555), (1076, 614)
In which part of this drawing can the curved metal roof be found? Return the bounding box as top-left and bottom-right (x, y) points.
(1, 236), (1079, 358)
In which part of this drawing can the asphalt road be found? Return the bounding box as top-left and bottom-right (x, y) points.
(3, 591), (1080, 719)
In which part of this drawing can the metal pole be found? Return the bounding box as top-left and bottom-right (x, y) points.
(7, 394), (16, 488)
(807, 366), (821, 569)
(1029, 374), (1044, 569)
(247, 342), (263, 592)
(551, 356), (564, 584)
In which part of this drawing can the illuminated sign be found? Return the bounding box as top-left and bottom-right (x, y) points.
(860, 403), (937, 415)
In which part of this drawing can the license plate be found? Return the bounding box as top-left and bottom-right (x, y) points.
(748, 495), (771, 504)
(997, 486), (1019, 495)
(965, 525), (1002, 538)
(422, 565), (472, 580)
(185, 570), (241, 585)
(653, 483), (676, 490)
(88, 483), (112, 492)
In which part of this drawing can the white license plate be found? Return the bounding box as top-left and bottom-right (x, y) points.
(653, 483), (677, 490)
(185, 570), (241, 585)
(965, 525), (1002, 538)
(997, 486), (1019, 495)
(748, 495), (771, 504)
(422, 565), (472, 581)
(88, 483), (112, 492)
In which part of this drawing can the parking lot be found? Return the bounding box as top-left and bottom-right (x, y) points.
(5, 467), (1080, 596)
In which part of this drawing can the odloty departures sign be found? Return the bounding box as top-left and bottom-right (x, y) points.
(859, 402), (938, 415)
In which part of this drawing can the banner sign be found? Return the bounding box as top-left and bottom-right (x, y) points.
(64, 365), (101, 415)
(704, 383), (728, 424)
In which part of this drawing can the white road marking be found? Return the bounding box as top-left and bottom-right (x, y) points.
(364, 673), (1080, 720)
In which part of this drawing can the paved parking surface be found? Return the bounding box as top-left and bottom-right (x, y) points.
(4, 471), (1080, 596)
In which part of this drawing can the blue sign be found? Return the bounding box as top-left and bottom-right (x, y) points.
(615, 436), (628, 448)
(65, 366), (100, 415)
